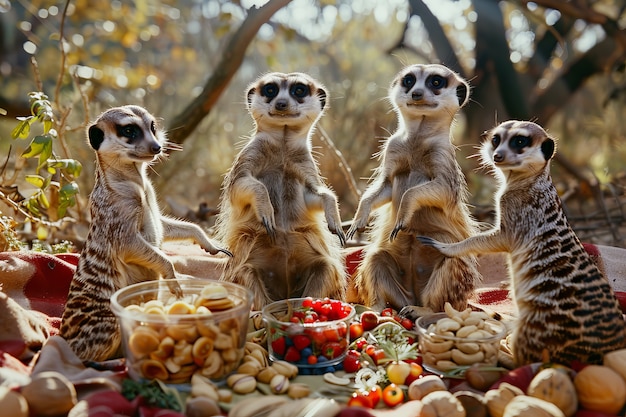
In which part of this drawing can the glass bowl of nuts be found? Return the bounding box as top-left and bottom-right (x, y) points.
(262, 297), (355, 374)
(415, 305), (507, 375)
(111, 279), (252, 385)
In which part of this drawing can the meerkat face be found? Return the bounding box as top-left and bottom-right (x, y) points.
(389, 64), (469, 119)
(481, 120), (556, 173)
(246, 72), (327, 130)
(88, 105), (165, 163)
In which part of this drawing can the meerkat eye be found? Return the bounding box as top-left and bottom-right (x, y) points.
(510, 135), (531, 150)
(261, 83), (279, 99)
(290, 83), (310, 99)
(402, 73), (416, 89)
(117, 124), (141, 141)
(427, 75), (447, 90)
(491, 134), (501, 148)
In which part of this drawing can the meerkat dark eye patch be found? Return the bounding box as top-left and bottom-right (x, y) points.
(427, 74), (447, 90)
(509, 135), (531, 152)
(88, 125), (105, 150)
(401, 73), (416, 90)
(290, 83), (310, 100)
(541, 138), (555, 161)
(261, 83), (279, 101)
(117, 124), (143, 143)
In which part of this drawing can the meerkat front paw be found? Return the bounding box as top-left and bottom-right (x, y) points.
(416, 236), (451, 255)
(166, 278), (184, 298)
(347, 216), (368, 240)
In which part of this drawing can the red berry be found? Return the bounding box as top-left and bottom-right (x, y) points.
(322, 341), (343, 359)
(343, 349), (361, 373)
(284, 346), (301, 363)
(301, 297), (313, 309)
(271, 336), (286, 356)
(323, 328), (340, 342)
(307, 355), (318, 365)
(292, 335), (311, 351)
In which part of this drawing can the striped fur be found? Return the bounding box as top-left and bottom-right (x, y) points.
(214, 73), (346, 310)
(347, 64), (482, 312)
(419, 120), (626, 365)
(60, 105), (228, 361)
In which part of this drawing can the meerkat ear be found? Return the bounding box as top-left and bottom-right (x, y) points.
(541, 137), (556, 161)
(317, 87), (327, 110)
(246, 87), (256, 110)
(456, 82), (469, 107)
(88, 125), (105, 150)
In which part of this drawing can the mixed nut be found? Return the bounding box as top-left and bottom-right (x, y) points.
(418, 302), (505, 372)
(120, 283), (248, 383)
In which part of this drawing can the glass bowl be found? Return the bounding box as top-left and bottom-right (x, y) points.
(416, 312), (507, 374)
(111, 279), (252, 385)
(262, 298), (355, 371)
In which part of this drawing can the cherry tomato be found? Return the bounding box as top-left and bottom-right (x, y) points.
(349, 322), (364, 340)
(347, 390), (374, 408)
(343, 349), (361, 373)
(382, 383), (405, 407)
(369, 385), (382, 407)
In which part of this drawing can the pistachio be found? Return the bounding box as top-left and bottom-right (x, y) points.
(288, 383), (311, 399)
(237, 360), (263, 376)
(270, 374), (290, 394)
(257, 366), (279, 384)
(271, 360), (299, 379)
(227, 374), (257, 395)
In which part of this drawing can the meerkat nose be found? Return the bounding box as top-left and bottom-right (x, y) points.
(274, 99), (288, 111)
(150, 143), (162, 154)
(493, 152), (504, 163)
(412, 90), (424, 101)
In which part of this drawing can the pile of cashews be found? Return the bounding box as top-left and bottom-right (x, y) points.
(120, 283), (248, 384)
(418, 302), (506, 373)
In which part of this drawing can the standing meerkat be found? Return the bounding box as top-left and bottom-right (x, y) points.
(60, 105), (230, 362)
(214, 72), (346, 309)
(347, 64), (481, 312)
(419, 120), (626, 365)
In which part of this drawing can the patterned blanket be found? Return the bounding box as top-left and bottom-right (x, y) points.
(1, 242), (625, 414)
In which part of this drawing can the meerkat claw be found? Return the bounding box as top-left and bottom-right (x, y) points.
(219, 247), (234, 257)
(389, 224), (403, 241)
(416, 236), (436, 247)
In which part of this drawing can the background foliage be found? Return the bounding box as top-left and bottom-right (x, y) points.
(0, 0), (625, 250)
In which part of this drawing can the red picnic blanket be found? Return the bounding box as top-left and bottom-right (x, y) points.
(1, 243), (625, 414)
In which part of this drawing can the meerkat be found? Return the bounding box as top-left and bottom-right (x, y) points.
(346, 64), (482, 312)
(214, 72), (346, 309)
(60, 105), (230, 362)
(419, 120), (626, 365)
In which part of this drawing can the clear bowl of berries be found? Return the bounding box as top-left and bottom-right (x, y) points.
(262, 297), (356, 374)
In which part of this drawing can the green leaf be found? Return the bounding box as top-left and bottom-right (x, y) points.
(22, 135), (53, 159)
(11, 118), (32, 139)
(25, 175), (45, 188)
(48, 159), (83, 177)
(37, 192), (50, 209)
(59, 182), (80, 198)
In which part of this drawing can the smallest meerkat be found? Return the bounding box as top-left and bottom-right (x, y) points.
(60, 105), (231, 362)
(419, 120), (626, 365)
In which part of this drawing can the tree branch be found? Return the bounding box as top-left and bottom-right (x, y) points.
(166, 0), (291, 144)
